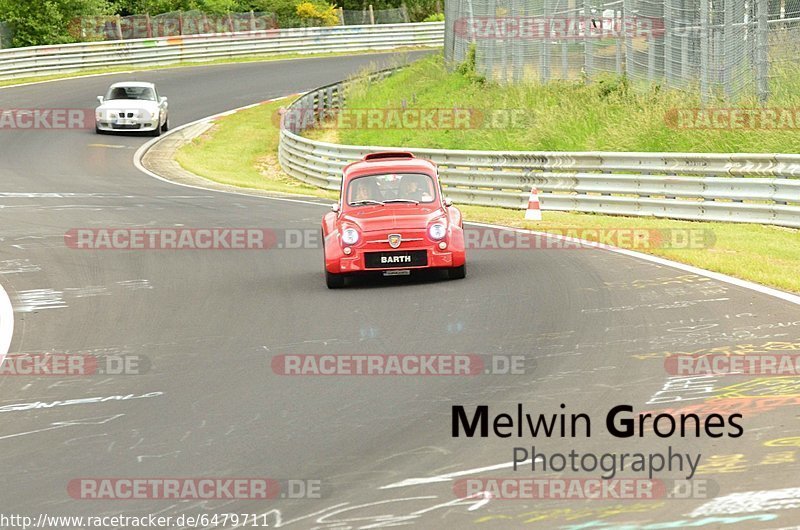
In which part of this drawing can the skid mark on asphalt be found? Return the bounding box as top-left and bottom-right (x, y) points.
(14, 289), (67, 312)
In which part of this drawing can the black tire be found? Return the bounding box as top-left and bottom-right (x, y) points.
(449, 263), (466, 280)
(325, 270), (345, 289)
(161, 117), (169, 132)
(149, 125), (162, 137)
(95, 125), (104, 135)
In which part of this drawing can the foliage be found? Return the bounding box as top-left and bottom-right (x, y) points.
(421, 12), (443, 21)
(296, 0), (338, 26)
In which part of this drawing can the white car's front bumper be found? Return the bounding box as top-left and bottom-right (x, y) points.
(95, 119), (160, 132)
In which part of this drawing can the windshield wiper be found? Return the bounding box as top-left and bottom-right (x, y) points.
(383, 199), (420, 204)
(350, 200), (385, 206)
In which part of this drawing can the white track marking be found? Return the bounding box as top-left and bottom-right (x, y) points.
(0, 280), (12, 365)
(380, 458), (538, 489)
(0, 414), (125, 441)
(133, 95), (331, 210)
(467, 221), (800, 306)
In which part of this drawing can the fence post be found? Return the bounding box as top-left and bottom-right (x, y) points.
(178, 12), (184, 35)
(250, 10), (255, 31)
(369, 4), (376, 24)
(146, 14), (153, 38)
(664, 0), (673, 83)
(756, 0), (770, 103)
(541, 0), (551, 82)
(583, 0), (594, 82)
(616, 12), (623, 76)
(338, 7), (345, 25)
(115, 15), (124, 40)
(722, 0), (733, 98)
(699, 0), (709, 103)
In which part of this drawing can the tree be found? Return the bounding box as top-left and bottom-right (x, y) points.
(0, 0), (110, 47)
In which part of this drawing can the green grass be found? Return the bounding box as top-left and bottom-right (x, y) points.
(175, 61), (800, 293)
(176, 96), (335, 198)
(0, 46), (433, 89)
(339, 54), (800, 153)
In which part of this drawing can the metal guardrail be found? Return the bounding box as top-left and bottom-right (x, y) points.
(279, 74), (800, 228)
(0, 22), (444, 80)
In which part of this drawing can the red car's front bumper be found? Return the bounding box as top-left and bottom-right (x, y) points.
(324, 230), (466, 274)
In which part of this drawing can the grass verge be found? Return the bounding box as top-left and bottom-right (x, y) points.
(175, 69), (800, 293)
(176, 96), (336, 198)
(341, 54), (800, 153)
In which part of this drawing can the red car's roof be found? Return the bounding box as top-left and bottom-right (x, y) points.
(343, 152), (437, 182)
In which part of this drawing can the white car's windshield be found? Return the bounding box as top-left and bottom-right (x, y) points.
(348, 173), (436, 206)
(105, 86), (156, 101)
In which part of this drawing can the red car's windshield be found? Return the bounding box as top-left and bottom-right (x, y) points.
(347, 173), (436, 206)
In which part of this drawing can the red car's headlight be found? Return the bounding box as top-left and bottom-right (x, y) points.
(428, 222), (447, 240)
(341, 227), (359, 245)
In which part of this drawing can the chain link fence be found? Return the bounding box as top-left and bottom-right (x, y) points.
(341, 6), (411, 24)
(445, 0), (798, 101)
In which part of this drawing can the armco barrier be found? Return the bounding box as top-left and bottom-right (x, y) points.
(0, 23), (444, 80)
(278, 75), (800, 228)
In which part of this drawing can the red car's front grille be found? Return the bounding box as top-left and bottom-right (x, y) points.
(361, 230), (428, 250)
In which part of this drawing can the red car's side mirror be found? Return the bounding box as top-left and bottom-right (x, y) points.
(331, 203), (340, 213)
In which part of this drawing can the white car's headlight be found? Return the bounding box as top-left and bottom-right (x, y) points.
(428, 223), (447, 240)
(341, 228), (359, 245)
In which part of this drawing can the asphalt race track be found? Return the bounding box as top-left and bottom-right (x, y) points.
(1, 52), (800, 529)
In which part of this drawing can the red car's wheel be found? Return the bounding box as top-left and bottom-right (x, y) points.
(325, 270), (345, 289)
(448, 263), (466, 280)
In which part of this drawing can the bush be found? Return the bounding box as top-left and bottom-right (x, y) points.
(422, 12), (443, 22)
(296, 0), (338, 25)
(0, 0), (111, 47)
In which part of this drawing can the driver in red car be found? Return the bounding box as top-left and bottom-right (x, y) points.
(399, 175), (432, 202)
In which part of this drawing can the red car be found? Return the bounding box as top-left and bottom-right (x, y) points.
(322, 151), (466, 288)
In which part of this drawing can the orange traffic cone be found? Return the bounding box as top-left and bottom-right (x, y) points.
(525, 187), (542, 221)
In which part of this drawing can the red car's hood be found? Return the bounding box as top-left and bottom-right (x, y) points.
(342, 205), (445, 232)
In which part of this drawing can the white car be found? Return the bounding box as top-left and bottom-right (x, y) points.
(95, 82), (169, 136)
